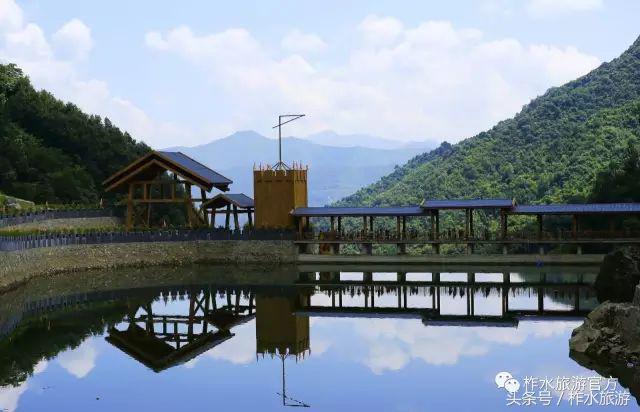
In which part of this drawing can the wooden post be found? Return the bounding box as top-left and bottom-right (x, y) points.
(537, 214), (543, 240)
(233, 205), (240, 230)
(225, 204), (231, 230)
(337, 216), (342, 234)
(469, 209), (474, 239)
(211, 210), (216, 227)
(331, 216), (335, 232)
(571, 215), (578, 239)
(500, 211), (507, 240)
(464, 208), (470, 240)
(369, 216), (374, 233)
(248, 210), (253, 229)
(126, 183), (134, 230)
(363, 216), (367, 236)
(402, 216), (407, 239)
(396, 216), (401, 239)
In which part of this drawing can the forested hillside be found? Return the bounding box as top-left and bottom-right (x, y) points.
(340, 36), (640, 207)
(0, 64), (149, 204)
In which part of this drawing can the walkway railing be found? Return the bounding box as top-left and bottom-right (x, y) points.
(297, 228), (640, 243)
(0, 228), (295, 252)
(0, 208), (115, 228)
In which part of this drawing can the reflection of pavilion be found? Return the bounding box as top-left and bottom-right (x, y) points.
(296, 271), (595, 327)
(106, 288), (255, 372)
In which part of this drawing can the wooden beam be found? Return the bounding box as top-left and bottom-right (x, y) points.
(225, 204), (231, 230)
(337, 216), (342, 233)
(330, 216), (335, 232)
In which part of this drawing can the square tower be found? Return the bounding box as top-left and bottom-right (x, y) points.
(253, 167), (308, 229)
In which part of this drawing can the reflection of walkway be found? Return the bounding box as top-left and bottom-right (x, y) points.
(296, 271), (595, 327)
(106, 289), (255, 372)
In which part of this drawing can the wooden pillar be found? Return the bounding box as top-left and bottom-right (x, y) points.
(337, 216), (342, 234)
(608, 215), (615, 237)
(434, 211), (440, 239)
(464, 208), (470, 240)
(225, 204), (231, 230)
(537, 214), (543, 240)
(500, 211), (508, 240)
(369, 216), (374, 233)
(330, 216), (335, 231)
(402, 216), (407, 239)
(247, 209), (253, 229)
(211, 210), (216, 227)
(126, 183), (134, 230)
(430, 213), (435, 239)
(396, 216), (401, 239)
(233, 205), (240, 230)
(469, 209), (474, 239)
(363, 216), (368, 236)
(185, 182), (193, 227)
(571, 215), (578, 239)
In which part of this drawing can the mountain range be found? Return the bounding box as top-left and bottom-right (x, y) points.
(164, 131), (431, 205)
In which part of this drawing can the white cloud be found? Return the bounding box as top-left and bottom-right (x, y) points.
(358, 15), (404, 46)
(144, 17), (600, 143)
(526, 0), (604, 18)
(57, 339), (99, 378)
(281, 29), (327, 54)
(52, 18), (93, 60)
(0, 0), (184, 147)
(0, 383), (27, 412)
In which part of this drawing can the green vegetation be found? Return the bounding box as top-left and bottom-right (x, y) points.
(591, 142), (640, 203)
(340, 36), (640, 208)
(0, 64), (149, 204)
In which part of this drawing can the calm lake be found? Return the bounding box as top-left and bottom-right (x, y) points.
(0, 264), (636, 411)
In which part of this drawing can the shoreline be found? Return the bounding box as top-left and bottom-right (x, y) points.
(0, 241), (604, 292)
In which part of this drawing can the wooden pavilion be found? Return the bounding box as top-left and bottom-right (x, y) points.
(201, 193), (254, 230)
(103, 151), (232, 230)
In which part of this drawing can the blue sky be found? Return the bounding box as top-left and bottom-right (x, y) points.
(1, 0), (640, 148)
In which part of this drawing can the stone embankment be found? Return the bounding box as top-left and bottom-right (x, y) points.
(570, 247), (640, 401)
(0, 240), (297, 291)
(0, 216), (123, 232)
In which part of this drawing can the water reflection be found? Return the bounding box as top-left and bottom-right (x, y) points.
(0, 264), (635, 411)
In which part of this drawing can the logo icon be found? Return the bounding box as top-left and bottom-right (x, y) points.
(495, 371), (520, 394)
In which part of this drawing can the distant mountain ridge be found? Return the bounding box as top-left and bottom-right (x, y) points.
(301, 130), (434, 150)
(164, 130), (432, 205)
(339, 35), (640, 208)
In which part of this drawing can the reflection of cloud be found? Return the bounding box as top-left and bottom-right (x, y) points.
(315, 318), (581, 374)
(206, 322), (255, 365)
(57, 339), (99, 378)
(0, 382), (28, 412)
(182, 359), (199, 369)
(32, 359), (48, 375)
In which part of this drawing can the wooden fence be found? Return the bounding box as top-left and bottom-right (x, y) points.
(0, 228), (295, 252)
(0, 208), (116, 228)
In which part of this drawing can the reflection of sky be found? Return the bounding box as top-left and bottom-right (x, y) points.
(2, 271), (633, 411)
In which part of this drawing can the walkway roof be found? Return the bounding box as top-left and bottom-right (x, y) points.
(103, 150), (232, 192)
(202, 193), (254, 210)
(510, 203), (640, 215)
(422, 199), (515, 209)
(291, 206), (425, 217)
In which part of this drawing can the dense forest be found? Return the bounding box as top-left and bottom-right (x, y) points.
(340, 36), (640, 208)
(0, 64), (149, 204)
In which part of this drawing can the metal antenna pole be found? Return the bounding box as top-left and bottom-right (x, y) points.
(279, 115), (283, 165)
(272, 114), (305, 170)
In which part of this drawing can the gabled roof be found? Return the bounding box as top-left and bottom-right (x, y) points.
(103, 151), (232, 192)
(291, 206), (425, 217)
(421, 199), (515, 210)
(202, 193), (254, 210)
(510, 203), (640, 215)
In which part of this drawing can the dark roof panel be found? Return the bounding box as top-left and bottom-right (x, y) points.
(158, 151), (232, 187)
(291, 206), (425, 217)
(422, 199), (514, 209)
(202, 193), (254, 209)
(511, 203), (640, 215)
